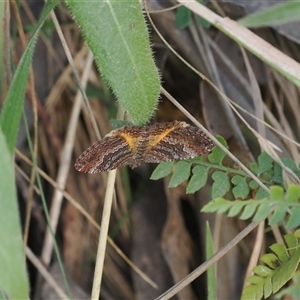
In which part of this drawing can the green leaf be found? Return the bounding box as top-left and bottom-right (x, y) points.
(207, 135), (227, 165)
(272, 249), (300, 293)
(272, 163), (283, 184)
(175, 6), (191, 29)
(275, 271), (300, 299)
(269, 203), (286, 225)
(203, 184), (300, 227)
(186, 165), (209, 194)
(257, 152), (273, 175)
(269, 185), (284, 201)
(294, 229), (300, 239)
(169, 161), (191, 188)
(0, 1), (5, 89)
(227, 200), (244, 217)
(243, 233), (300, 299)
(269, 244), (289, 263)
(0, 129), (29, 299)
(253, 202), (271, 222)
(284, 233), (298, 251)
(238, 1), (300, 28)
(287, 207), (300, 229)
(247, 276), (261, 285)
(253, 265), (273, 277)
(205, 222), (216, 300)
(66, 0), (160, 125)
(197, 16), (211, 28)
(189, 155), (204, 164)
(249, 180), (259, 189)
(240, 201), (259, 220)
(109, 119), (133, 129)
(281, 158), (300, 178)
(150, 161), (174, 180)
(256, 187), (269, 199)
(242, 284), (263, 300)
(286, 184), (300, 202)
(0, 0), (59, 153)
(211, 171), (230, 198)
(195, 0), (211, 28)
(264, 277), (273, 298)
(250, 162), (259, 175)
(260, 253), (279, 269)
(201, 198), (232, 214)
(251, 153), (273, 182)
(231, 175), (249, 199)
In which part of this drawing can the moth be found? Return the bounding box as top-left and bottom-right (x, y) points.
(75, 121), (215, 173)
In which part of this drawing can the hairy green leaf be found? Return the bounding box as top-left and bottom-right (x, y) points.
(66, 0), (160, 125)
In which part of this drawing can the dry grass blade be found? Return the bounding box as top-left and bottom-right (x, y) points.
(26, 247), (69, 299)
(41, 51), (94, 265)
(91, 170), (117, 299)
(179, 0), (300, 85)
(155, 222), (260, 300)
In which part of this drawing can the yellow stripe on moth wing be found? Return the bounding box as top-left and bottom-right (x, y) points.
(118, 132), (139, 152)
(147, 125), (178, 148)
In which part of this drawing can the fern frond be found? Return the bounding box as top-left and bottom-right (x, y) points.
(151, 137), (300, 204)
(202, 185), (300, 229)
(242, 233), (300, 300)
(274, 271), (300, 299)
